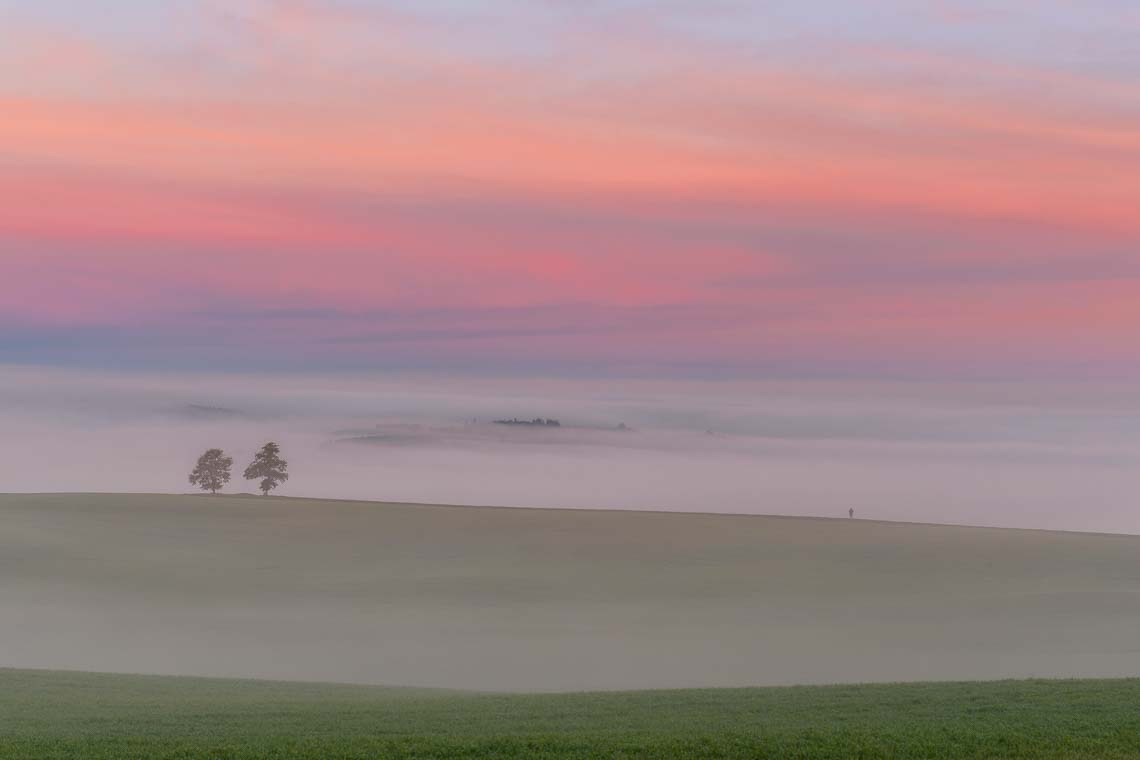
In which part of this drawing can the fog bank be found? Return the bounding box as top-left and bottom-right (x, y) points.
(2, 366), (1139, 534)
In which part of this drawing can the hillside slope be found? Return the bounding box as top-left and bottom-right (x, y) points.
(2, 493), (1139, 690)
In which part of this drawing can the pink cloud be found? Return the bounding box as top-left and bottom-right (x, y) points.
(2, 4), (1138, 374)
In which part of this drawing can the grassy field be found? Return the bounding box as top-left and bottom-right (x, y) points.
(3, 668), (1140, 759)
(3, 493), (1140, 691)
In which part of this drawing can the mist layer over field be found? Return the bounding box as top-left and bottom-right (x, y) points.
(4, 494), (1140, 690)
(2, 366), (1139, 534)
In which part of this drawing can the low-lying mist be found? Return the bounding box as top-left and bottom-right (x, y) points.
(2, 366), (1139, 534)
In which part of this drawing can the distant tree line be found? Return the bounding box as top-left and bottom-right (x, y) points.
(188, 442), (289, 496)
(493, 417), (561, 427)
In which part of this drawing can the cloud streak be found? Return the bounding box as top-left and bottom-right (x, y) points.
(1, 1), (1138, 376)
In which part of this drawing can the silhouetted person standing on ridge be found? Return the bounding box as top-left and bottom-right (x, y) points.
(849, 508), (854, 519)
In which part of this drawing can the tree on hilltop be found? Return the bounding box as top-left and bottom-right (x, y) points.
(244, 442), (289, 496)
(189, 448), (233, 495)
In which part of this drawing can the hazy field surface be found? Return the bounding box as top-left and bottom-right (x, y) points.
(4, 493), (1139, 691)
(4, 669), (1140, 759)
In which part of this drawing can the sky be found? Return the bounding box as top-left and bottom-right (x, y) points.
(2, 0), (1139, 377)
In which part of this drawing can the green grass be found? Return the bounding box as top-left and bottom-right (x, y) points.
(2, 669), (1139, 758)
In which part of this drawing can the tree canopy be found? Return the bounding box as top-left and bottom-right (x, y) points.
(188, 449), (233, 495)
(244, 442), (289, 496)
